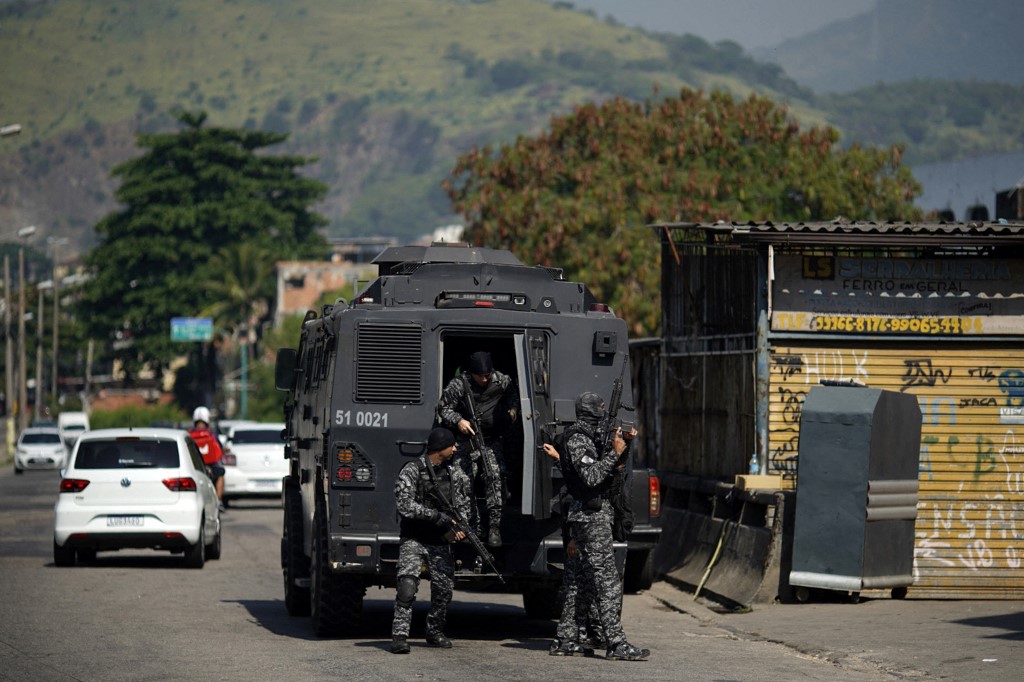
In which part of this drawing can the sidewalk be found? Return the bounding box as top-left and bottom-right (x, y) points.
(648, 579), (1024, 681)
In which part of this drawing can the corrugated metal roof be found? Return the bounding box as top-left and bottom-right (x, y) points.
(653, 221), (1024, 245)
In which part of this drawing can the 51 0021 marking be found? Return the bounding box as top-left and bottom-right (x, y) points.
(335, 410), (389, 428)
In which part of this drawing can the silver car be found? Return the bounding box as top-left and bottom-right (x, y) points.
(53, 428), (222, 568)
(14, 427), (67, 474)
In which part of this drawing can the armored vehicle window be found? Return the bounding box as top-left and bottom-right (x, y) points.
(355, 323), (423, 403)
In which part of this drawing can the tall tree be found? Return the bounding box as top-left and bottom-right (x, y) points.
(78, 110), (328, 378)
(445, 88), (922, 336)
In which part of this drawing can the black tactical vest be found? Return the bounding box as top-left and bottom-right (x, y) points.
(398, 458), (454, 544)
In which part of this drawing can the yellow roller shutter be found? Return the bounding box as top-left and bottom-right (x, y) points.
(768, 344), (1024, 598)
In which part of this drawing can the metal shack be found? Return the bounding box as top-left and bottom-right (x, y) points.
(655, 220), (1024, 599)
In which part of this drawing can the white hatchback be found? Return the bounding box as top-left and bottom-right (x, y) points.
(222, 422), (288, 504)
(53, 428), (222, 568)
(14, 426), (67, 474)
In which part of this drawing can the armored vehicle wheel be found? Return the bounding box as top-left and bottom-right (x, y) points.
(283, 477), (310, 616)
(310, 492), (364, 636)
(522, 585), (562, 620)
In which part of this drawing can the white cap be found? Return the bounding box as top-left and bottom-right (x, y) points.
(192, 406), (211, 424)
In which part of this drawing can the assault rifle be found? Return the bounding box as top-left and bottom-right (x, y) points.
(424, 464), (506, 584)
(460, 375), (490, 458)
(600, 357), (636, 542)
(596, 359), (634, 460)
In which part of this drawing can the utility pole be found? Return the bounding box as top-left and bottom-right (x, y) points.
(4, 256), (12, 455)
(17, 247), (27, 433)
(34, 285), (42, 419)
(48, 237), (66, 404)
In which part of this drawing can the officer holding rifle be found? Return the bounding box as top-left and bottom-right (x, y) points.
(543, 391), (650, 662)
(437, 351), (519, 547)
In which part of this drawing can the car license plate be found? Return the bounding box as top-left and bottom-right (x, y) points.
(107, 515), (143, 527)
(253, 479), (278, 489)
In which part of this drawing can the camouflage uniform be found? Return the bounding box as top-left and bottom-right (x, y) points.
(554, 490), (606, 649)
(391, 453), (472, 641)
(437, 370), (518, 536)
(562, 425), (626, 649)
(554, 392), (648, 660)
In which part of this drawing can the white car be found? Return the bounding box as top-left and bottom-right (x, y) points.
(53, 428), (222, 568)
(14, 427), (67, 474)
(222, 422), (288, 504)
(57, 411), (90, 448)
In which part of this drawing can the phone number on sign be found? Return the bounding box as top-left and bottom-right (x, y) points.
(810, 315), (983, 334)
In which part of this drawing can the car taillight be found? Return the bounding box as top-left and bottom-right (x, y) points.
(222, 453), (237, 466)
(60, 479), (90, 493)
(648, 473), (661, 518)
(163, 477), (197, 491)
(336, 466), (353, 482)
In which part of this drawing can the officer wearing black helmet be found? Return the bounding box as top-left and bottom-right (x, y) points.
(437, 351), (519, 547)
(546, 391), (649, 661)
(390, 426), (472, 654)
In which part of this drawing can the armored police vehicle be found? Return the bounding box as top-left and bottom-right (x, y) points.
(275, 243), (661, 636)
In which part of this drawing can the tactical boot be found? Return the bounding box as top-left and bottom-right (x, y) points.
(426, 633), (452, 648)
(390, 636), (410, 654)
(487, 525), (502, 547)
(549, 639), (588, 657)
(606, 641), (650, 661)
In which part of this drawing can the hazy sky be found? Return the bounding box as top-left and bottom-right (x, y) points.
(561, 0), (878, 50)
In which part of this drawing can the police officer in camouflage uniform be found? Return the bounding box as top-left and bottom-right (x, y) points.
(390, 427), (472, 654)
(437, 351), (519, 547)
(548, 392), (649, 661)
(543, 446), (608, 656)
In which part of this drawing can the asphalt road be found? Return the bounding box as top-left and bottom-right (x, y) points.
(2, 464), (1019, 681)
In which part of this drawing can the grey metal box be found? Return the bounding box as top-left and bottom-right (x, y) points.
(789, 385), (922, 594)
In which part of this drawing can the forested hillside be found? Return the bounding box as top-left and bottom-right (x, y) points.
(1, 0), (1021, 256)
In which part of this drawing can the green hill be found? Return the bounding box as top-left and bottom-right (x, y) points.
(1, 0), (1022, 257)
(0, 0), (819, 252)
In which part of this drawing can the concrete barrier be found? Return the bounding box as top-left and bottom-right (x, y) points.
(652, 473), (794, 607)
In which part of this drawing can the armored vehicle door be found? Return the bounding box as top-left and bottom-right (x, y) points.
(518, 329), (553, 519)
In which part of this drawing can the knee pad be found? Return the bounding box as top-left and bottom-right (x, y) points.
(396, 576), (418, 607)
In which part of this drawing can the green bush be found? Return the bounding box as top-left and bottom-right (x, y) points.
(90, 403), (189, 430)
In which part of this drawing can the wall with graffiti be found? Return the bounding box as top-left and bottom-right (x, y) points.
(768, 345), (1024, 597)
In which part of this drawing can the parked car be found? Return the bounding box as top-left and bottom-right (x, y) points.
(221, 422), (287, 504)
(14, 427), (67, 474)
(53, 428), (222, 568)
(57, 411), (90, 448)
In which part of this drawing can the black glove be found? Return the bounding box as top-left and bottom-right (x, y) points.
(433, 511), (455, 528)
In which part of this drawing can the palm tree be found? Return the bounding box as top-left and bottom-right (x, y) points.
(200, 241), (276, 419)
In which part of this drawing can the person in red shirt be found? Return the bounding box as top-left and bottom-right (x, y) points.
(189, 406), (225, 511)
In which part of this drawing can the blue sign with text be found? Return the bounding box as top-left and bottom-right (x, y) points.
(170, 317), (213, 342)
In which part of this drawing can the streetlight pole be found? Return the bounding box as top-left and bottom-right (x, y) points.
(14, 225), (36, 433)
(4, 255), (11, 456)
(3, 226), (35, 445)
(17, 247), (27, 432)
(47, 237), (67, 404)
(34, 284), (43, 420)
